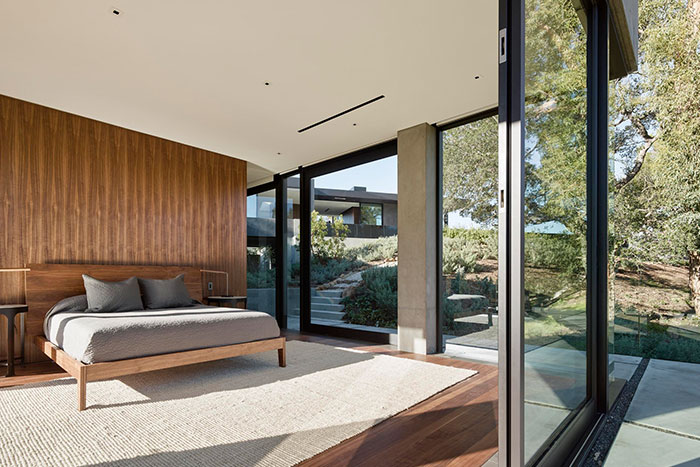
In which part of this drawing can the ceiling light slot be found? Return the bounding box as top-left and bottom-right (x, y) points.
(297, 95), (385, 133)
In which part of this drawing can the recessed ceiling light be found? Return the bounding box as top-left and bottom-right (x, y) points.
(112, 8), (121, 16)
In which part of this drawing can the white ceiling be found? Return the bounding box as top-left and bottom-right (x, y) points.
(0, 1), (497, 183)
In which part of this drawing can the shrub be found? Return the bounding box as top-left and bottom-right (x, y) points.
(612, 331), (700, 364)
(524, 232), (583, 275)
(247, 268), (275, 288)
(444, 228), (498, 260)
(296, 210), (350, 261)
(342, 266), (398, 328)
(442, 236), (478, 275)
(448, 274), (497, 301)
(311, 258), (363, 285)
(348, 235), (398, 262)
(290, 257), (364, 286)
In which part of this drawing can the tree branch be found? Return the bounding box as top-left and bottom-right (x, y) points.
(615, 109), (657, 190)
(615, 135), (656, 190)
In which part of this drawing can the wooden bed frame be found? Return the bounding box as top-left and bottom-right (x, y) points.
(26, 264), (286, 411)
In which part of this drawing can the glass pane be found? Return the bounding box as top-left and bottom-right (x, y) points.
(246, 189), (276, 317)
(440, 116), (500, 357)
(523, 0), (588, 461)
(287, 176), (301, 330)
(308, 156), (398, 334)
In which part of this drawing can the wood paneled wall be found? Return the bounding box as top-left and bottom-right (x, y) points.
(0, 94), (247, 362)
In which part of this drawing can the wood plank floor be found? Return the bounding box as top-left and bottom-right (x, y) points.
(1, 331), (498, 466)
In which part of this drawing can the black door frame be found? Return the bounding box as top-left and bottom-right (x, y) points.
(434, 108), (499, 354)
(299, 140), (398, 343)
(498, 0), (611, 465)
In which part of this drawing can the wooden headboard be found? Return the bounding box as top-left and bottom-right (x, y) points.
(25, 264), (203, 340)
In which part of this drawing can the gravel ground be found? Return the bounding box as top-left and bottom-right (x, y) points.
(581, 358), (650, 466)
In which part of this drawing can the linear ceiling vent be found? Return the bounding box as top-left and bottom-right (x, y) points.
(297, 95), (385, 133)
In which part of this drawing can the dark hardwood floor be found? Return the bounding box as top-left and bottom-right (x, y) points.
(284, 330), (499, 467)
(0, 360), (66, 388)
(1, 331), (498, 466)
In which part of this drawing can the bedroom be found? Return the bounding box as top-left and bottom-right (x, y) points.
(0, 0), (641, 466)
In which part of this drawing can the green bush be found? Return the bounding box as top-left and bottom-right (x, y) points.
(247, 268), (275, 288)
(612, 331), (700, 364)
(524, 233), (583, 275)
(290, 257), (364, 287)
(347, 235), (398, 262)
(442, 236), (478, 274)
(342, 266), (398, 328)
(443, 228), (498, 260)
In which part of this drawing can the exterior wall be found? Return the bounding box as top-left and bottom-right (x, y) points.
(383, 202), (398, 228)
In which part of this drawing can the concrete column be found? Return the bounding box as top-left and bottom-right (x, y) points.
(397, 123), (438, 354)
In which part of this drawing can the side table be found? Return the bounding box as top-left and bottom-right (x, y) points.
(1, 304), (28, 377)
(205, 296), (248, 308)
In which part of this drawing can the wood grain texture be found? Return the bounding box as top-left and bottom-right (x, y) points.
(25, 263), (203, 346)
(0, 94), (247, 362)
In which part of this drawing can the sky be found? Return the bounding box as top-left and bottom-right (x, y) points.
(314, 156), (398, 193)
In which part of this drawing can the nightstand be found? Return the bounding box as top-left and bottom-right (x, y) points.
(205, 296), (248, 308)
(1, 305), (28, 377)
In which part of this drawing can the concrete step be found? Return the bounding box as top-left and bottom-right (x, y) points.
(308, 295), (343, 305)
(311, 310), (345, 321)
(289, 308), (345, 321)
(314, 289), (344, 298)
(309, 301), (344, 312)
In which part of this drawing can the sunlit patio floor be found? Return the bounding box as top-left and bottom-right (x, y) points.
(606, 359), (700, 466)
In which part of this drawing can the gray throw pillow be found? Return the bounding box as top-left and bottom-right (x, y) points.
(137, 274), (193, 309)
(50, 294), (88, 314)
(82, 275), (144, 312)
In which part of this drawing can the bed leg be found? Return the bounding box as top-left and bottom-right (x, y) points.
(278, 341), (286, 367)
(78, 367), (87, 411)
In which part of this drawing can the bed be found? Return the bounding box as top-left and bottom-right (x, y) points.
(27, 264), (286, 411)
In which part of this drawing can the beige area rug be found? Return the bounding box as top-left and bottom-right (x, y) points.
(0, 341), (476, 466)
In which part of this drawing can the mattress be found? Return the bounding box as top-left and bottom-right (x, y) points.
(44, 305), (281, 364)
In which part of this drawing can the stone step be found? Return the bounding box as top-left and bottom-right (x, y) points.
(289, 308), (345, 321)
(309, 301), (344, 312)
(313, 289), (344, 298)
(308, 295), (343, 305)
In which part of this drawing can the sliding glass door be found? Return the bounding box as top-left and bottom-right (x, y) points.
(522, 0), (589, 461)
(300, 142), (398, 342)
(246, 184), (277, 317)
(499, 0), (610, 464)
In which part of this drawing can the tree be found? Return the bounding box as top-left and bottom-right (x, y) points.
(439, 0), (700, 313)
(308, 210), (349, 260)
(611, 0), (700, 314)
(441, 116), (499, 226)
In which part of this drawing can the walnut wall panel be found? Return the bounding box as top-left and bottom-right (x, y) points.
(0, 94), (247, 362)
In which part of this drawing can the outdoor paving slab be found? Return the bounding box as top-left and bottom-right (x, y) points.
(524, 343), (587, 409)
(625, 358), (700, 438)
(524, 402), (570, 463)
(609, 353), (642, 383)
(611, 354), (642, 365)
(605, 423), (700, 466)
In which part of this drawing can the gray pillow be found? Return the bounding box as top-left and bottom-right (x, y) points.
(82, 275), (144, 312)
(137, 274), (193, 309)
(50, 294), (88, 314)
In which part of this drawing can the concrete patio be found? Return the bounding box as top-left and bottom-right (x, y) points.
(606, 359), (700, 466)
